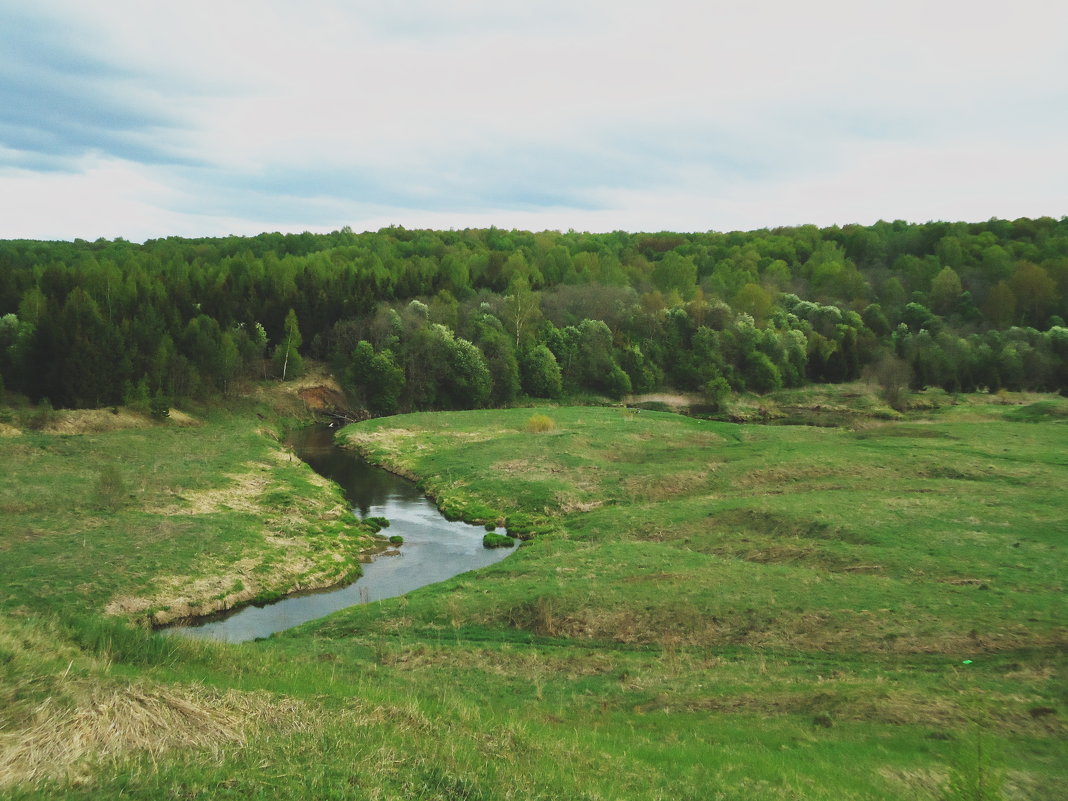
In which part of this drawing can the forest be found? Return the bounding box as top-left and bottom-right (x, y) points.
(1, 216), (1066, 413)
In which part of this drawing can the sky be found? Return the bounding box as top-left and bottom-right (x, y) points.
(1, 0), (1066, 241)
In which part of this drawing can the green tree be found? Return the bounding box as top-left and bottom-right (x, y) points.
(435, 327), (492, 409)
(702, 374), (731, 412)
(619, 344), (661, 394)
(733, 283), (773, 326)
(520, 345), (563, 399)
(983, 282), (1016, 330)
(501, 275), (543, 350)
(273, 308), (304, 381)
(742, 351), (782, 394)
(366, 349), (405, 415)
(575, 319), (623, 395)
(603, 364), (632, 399)
(929, 266), (963, 315)
(1010, 262), (1056, 326)
(651, 251), (697, 298)
(479, 329), (521, 406)
(346, 340), (406, 415)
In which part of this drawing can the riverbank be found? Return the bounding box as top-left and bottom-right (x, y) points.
(0, 405), (385, 629)
(163, 425), (514, 642)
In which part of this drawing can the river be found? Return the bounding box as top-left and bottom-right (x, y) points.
(161, 425), (513, 643)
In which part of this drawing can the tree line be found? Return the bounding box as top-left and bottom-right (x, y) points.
(0, 217), (1066, 413)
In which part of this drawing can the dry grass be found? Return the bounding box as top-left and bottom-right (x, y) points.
(0, 683), (313, 788)
(524, 413), (556, 433)
(105, 442), (361, 624)
(149, 465), (271, 516)
(552, 493), (604, 514)
(623, 392), (701, 408)
(621, 470), (709, 502)
(730, 463), (886, 495)
(38, 408), (199, 435)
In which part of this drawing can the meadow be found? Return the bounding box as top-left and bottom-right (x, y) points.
(0, 386), (1065, 799)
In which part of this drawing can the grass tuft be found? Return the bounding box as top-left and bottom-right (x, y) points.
(524, 413), (556, 433)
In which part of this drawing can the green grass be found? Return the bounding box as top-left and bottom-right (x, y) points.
(0, 408), (375, 624)
(1, 392), (1065, 799)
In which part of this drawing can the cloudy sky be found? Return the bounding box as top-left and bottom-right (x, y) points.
(1, 0), (1066, 241)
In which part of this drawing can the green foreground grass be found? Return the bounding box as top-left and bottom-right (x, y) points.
(1, 388), (1065, 799)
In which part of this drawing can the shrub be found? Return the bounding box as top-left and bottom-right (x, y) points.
(27, 398), (55, 431)
(524, 413), (555, 433)
(149, 391), (170, 419)
(703, 375), (731, 412)
(93, 464), (127, 511)
(388, 535), (404, 546)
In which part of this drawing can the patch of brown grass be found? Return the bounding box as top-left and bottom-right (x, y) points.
(0, 683), (312, 788)
(623, 392), (701, 408)
(552, 493), (604, 514)
(524, 413), (556, 433)
(37, 408), (200, 435)
(621, 470), (709, 502)
(109, 441), (364, 624)
(150, 465), (271, 516)
(734, 463), (862, 490)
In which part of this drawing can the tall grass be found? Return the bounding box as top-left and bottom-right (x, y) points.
(524, 413), (556, 432)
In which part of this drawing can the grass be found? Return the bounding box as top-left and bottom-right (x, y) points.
(1, 384), (1065, 799)
(0, 405), (378, 625)
(337, 404), (1064, 652)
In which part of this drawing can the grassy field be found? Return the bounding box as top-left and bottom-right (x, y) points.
(1, 386), (1065, 799)
(0, 410), (381, 627)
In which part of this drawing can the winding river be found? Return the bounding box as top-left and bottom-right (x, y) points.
(161, 425), (513, 643)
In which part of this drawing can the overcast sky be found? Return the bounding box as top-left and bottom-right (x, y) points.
(1, 0), (1066, 241)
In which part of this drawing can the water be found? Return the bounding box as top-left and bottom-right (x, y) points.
(162, 425), (513, 642)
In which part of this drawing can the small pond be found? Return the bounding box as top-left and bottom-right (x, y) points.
(162, 425), (513, 643)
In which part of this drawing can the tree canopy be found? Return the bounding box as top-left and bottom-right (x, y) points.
(1, 216), (1066, 412)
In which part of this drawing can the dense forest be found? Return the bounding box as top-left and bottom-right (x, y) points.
(1, 217), (1066, 413)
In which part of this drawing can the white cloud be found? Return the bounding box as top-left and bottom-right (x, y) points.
(1, 0), (1065, 239)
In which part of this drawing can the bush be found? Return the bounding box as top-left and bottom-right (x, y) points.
(703, 375), (731, 412)
(93, 464), (127, 511)
(520, 345), (563, 399)
(27, 398), (56, 430)
(524, 413), (556, 433)
(483, 532), (516, 549)
(149, 391), (170, 419)
(388, 535), (404, 546)
(865, 353), (912, 411)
